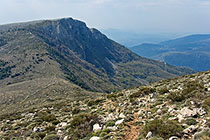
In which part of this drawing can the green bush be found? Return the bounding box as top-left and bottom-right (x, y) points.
(105, 120), (115, 127)
(37, 132), (46, 139)
(69, 113), (99, 139)
(168, 80), (204, 102)
(129, 87), (155, 99)
(52, 120), (60, 125)
(43, 114), (57, 122)
(158, 88), (169, 94)
(45, 125), (56, 132)
(35, 111), (57, 122)
(143, 119), (182, 139)
(167, 92), (185, 102)
(183, 80), (203, 94)
(72, 107), (80, 114)
(87, 98), (104, 106)
(107, 93), (123, 100)
(43, 134), (59, 140)
(184, 118), (197, 126)
(203, 97), (210, 109)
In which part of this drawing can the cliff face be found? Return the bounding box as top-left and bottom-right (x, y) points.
(27, 18), (139, 75)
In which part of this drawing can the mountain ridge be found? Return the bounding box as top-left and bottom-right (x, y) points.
(0, 17), (194, 93)
(130, 34), (210, 71)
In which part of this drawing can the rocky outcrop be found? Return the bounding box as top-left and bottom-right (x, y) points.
(0, 70), (209, 140)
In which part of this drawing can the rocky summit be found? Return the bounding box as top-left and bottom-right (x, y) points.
(0, 70), (209, 140)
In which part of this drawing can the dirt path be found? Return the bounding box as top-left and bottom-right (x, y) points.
(123, 113), (141, 140)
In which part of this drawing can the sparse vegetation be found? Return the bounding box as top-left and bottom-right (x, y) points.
(0, 70), (209, 139)
(87, 98), (104, 106)
(202, 97), (210, 110)
(129, 87), (155, 99)
(158, 87), (169, 94)
(43, 134), (59, 140)
(167, 91), (185, 102)
(143, 119), (182, 139)
(168, 80), (205, 102)
(69, 113), (99, 139)
(184, 118), (198, 125)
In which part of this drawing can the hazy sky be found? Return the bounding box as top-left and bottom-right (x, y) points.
(1, 0), (210, 33)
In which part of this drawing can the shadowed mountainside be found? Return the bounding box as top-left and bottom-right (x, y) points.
(0, 18), (194, 93)
(131, 34), (210, 71)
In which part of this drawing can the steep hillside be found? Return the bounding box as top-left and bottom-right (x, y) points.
(130, 34), (210, 71)
(0, 70), (209, 140)
(0, 18), (193, 92)
(0, 77), (102, 115)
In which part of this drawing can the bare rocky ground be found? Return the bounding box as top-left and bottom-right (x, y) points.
(0, 70), (210, 140)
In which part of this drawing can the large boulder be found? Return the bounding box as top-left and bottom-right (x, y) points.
(63, 136), (70, 140)
(103, 113), (117, 122)
(146, 131), (153, 139)
(179, 107), (197, 118)
(115, 119), (124, 125)
(119, 113), (126, 119)
(107, 126), (117, 131)
(93, 123), (102, 132)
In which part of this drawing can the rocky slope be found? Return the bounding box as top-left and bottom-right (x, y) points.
(0, 70), (209, 140)
(130, 34), (210, 71)
(0, 18), (193, 93)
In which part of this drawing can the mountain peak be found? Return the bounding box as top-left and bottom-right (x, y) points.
(0, 18), (194, 92)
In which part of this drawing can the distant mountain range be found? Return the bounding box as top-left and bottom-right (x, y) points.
(0, 18), (193, 93)
(101, 29), (179, 47)
(130, 34), (210, 71)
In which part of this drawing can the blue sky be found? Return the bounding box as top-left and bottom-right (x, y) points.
(1, 0), (210, 34)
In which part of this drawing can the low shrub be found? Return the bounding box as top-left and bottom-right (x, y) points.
(182, 80), (203, 95)
(42, 114), (57, 122)
(72, 107), (80, 115)
(107, 92), (123, 100)
(184, 118), (198, 126)
(158, 87), (169, 94)
(143, 119), (182, 139)
(52, 120), (60, 125)
(43, 134), (59, 140)
(35, 111), (57, 122)
(167, 92), (185, 102)
(105, 120), (115, 127)
(202, 97), (210, 109)
(129, 87), (155, 99)
(87, 98), (104, 106)
(168, 80), (205, 102)
(69, 113), (99, 139)
(45, 125), (56, 132)
(37, 132), (46, 139)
